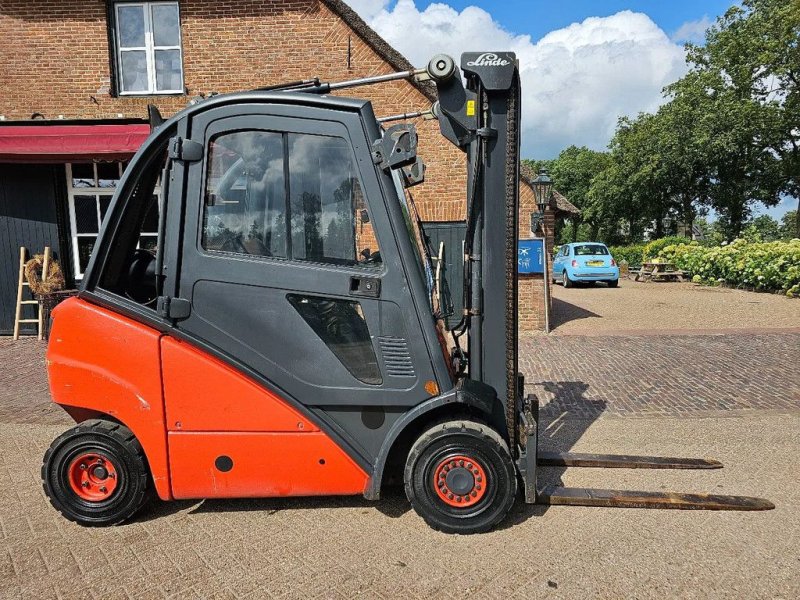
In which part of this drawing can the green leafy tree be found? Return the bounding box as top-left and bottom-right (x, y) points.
(781, 210), (798, 239)
(667, 0), (799, 239)
(743, 214), (782, 241)
(548, 146), (612, 242)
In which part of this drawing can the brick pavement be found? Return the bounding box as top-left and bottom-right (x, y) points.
(4, 332), (799, 428)
(1, 332), (799, 598)
(520, 332), (800, 419)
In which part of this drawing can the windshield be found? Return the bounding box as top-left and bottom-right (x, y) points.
(574, 244), (609, 256)
(391, 170), (435, 309)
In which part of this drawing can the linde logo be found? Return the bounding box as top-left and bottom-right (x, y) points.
(466, 53), (509, 67)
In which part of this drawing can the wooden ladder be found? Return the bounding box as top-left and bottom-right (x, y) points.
(13, 246), (50, 341)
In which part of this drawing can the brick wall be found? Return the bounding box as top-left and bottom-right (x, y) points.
(518, 181), (555, 333)
(0, 0), (465, 220)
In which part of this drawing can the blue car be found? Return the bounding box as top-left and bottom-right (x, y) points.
(553, 242), (619, 288)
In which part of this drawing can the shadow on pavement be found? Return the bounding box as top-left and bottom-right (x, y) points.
(136, 494), (382, 523)
(550, 297), (601, 330)
(501, 380), (606, 528)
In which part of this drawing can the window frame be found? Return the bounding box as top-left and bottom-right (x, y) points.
(199, 127), (383, 271)
(66, 162), (161, 279)
(111, 1), (185, 96)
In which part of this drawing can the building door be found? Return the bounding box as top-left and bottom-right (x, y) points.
(0, 164), (63, 335)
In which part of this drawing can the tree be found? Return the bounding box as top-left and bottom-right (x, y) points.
(781, 210), (799, 239)
(547, 146), (611, 242)
(743, 214), (782, 241)
(668, 0), (799, 239)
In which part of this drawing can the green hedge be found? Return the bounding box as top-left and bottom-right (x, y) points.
(608, 237), (692, 266)
(608, 244), (646, 267)
(642, 236), (692, 260)
(657, 239), (800, 296)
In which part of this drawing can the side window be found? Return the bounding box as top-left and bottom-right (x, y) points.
(201, 130), (381, 268)
(202, 131), (287, 257)
(97, 136), (169, 306)
(288, 133), (380, 267)
(287, 294), (382, 385)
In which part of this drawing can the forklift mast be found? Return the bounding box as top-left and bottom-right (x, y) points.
(435, 52), (522, 445)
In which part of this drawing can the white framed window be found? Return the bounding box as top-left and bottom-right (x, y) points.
(114, 1), (184, 95)
(66, 163), (160, 278)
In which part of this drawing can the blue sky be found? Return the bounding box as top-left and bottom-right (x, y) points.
(347, 1), (794, 221)
(421, 0), (734, 43)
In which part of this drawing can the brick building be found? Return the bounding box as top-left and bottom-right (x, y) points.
(0, 0), (569, 334)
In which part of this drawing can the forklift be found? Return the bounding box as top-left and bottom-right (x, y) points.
(42, 52), (772, 533)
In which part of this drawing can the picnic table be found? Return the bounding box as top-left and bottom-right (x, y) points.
(634, 261), (685, 282)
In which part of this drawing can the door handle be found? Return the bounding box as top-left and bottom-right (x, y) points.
(350, 276), (381, 298)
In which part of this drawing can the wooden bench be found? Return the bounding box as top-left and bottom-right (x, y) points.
(634, 261), (685, 283)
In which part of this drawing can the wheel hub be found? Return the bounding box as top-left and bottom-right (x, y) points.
(445, 467), (474, 495)
(68, 453), (118, 501)
(433, 455), (487, 508)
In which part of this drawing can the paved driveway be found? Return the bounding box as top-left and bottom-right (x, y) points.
(548, 278), (800, 334)
(2, 322), (799, 598)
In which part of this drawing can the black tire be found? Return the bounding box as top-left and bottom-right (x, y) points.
(563, 271), (573, 288)
(404, 420), (517, 534)
(42, 420), (151, 526)
(608, 279), (619, 288)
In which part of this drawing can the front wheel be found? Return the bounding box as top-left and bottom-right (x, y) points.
(404, 421), (517, 534)
(42, 420), (151, 526)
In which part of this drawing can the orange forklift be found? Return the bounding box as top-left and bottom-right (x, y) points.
(42, 52), (772, 533)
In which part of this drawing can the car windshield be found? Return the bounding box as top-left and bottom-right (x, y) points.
(391, 170), (435, 310)
(574, 244), (609, 256)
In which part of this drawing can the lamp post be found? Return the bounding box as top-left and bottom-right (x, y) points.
(530, 168), (553, 333)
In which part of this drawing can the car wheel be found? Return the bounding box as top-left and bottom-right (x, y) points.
(608, 279), (619, 288)
(42, 420), (151, 526)
(563, 271), (572, 288)
(404, 420), (517, 534)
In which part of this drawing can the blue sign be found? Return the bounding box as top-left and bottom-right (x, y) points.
(518, 238), (544, 274)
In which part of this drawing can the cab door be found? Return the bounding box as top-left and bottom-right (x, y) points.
(161, 103), (437, 496)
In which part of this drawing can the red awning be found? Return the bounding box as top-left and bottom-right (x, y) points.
(0, 123), (151, 163)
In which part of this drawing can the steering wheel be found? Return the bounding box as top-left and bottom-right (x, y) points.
(125, 249), (158, 305)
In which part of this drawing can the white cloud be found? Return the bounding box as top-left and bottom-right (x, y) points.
(671, 16), (713, 44)
(345, 0), (390, 22)
(345, 1), (689, 158)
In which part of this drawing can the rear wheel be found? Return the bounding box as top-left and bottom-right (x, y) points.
(563, 270), (573, 288)
(608, 279), (619, 288)
(42, 420), (151, 526)
(404, 421), (517, 534)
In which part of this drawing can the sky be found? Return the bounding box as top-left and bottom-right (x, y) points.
(345, 0), (795, 221)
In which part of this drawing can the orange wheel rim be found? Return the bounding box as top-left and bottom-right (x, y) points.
(433, 455), (487, 508)
(67, 453), (119, 501)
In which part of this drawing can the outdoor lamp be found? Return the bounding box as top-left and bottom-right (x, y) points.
(531, 168), (553, 212)
(530, 168), (552, 234)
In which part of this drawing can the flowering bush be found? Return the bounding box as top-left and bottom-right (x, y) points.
(657, 239), (800, 297)
(642, 236), (692, 261)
